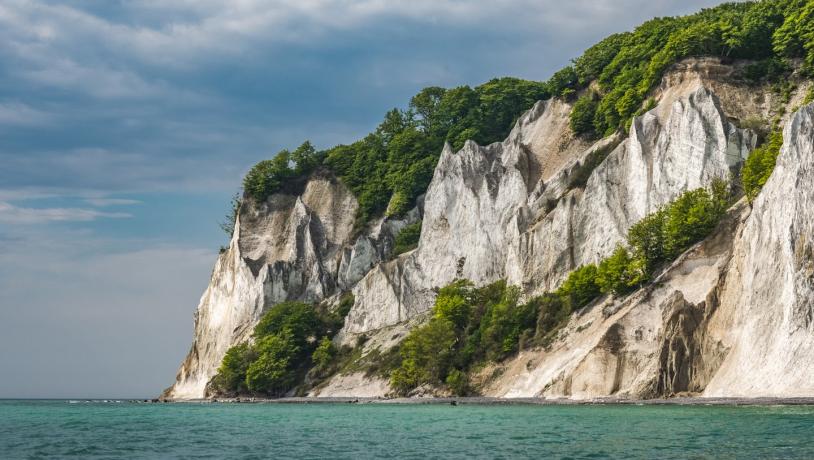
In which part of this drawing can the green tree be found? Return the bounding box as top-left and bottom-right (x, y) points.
(245, 333), (300, 394)
(742, 131), (783, 201)
(570, 93), (599, 136)
(390, 318), (458, 394)
(253, 302), (322, 349)
(290, 141), (322, 175)
(212, 342), (256, 393)
(311, 337), (335, 374)
(243, 150), (293, 202)
(557, 264), (601, 309)
(393, 221), (422, 255)
(596, 246), (641, 295)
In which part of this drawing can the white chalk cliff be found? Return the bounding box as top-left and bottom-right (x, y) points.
(164, 59), (814, 400)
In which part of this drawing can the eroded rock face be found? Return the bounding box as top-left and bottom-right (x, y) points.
(341, 85), (754, 344)
(703, 103), (814, 397)
(167, 59), (814, 400)
(163, 173), (417, 399)
(485, 104), (814, 399)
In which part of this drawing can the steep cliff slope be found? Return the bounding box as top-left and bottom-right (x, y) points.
(485, 103), (814, 399)
(165, 58), (812, 399)
(164, 173), (417, 398)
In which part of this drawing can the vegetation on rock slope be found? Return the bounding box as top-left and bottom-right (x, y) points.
(213, 0), (808, 397)
(237, 0), (811, 230)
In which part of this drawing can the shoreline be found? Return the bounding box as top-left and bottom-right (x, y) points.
(162, 396), (814, 406)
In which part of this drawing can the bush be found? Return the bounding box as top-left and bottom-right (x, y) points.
(390, 318), (458, 394)
(212, 300), (347, 396)
(742, 58), (791, 84)
(393, 221), (422, 256)
(245, 333), (300, 394)
(596, 246), (642, 296)
(557, 264), (600, 309)
(212, 343), (256, 394)
(253, 301), (322, 348)
(742, 131), (783, 201)
(445, 369), (470, 396)
(311, 337), (336, 375)
(570, 93), (599, 136)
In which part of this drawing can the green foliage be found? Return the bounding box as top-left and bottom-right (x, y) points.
(243, 141), (323, 202)
(212, 343), (256, 394)
(219, 193), (242, 237)
(212, 299), (350, 397)
(742, 58), (792, 84)
(445, 369), (470, 396)
(311, 337), (336, 375)
(531, 293), (571, 346)
(805, 85), (814, 105)
(596, 246), (641, 296)
(336, 293), (355, 319)
(743, 130), (784, 201)
(243, 150), (293, 202)
(253, 301), (322, 347)
(393, 221), (422, 256)
(557, 264), (601, 309)
(390, 318), (458, 393)
(246, 333), (300, 394)
(570, 93), (599, 136)
(662, 185), (729, 258)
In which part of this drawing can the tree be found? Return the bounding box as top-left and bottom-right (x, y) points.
(742, 131), (783, 202)
(390, 318), (458, 394)
(253, 301), (322, 349)
(570, 93), (599, 136)
(245, 333), (300, 394)
(290, 141), (322, 175)
(243, 150), (293, 201)
(311, 337), (335, 374)
(212, 342), (256, 393)
(627, 208), (667, 274)
(596, 246), (640, 295)
(557, 264), (601, 309)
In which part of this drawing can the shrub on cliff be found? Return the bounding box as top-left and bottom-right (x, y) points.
(245, 333), (300, 394)
(393, 221), (422, 256)
(569, 93), (599, 136)
(211, 343), (256, 394)
(212, 299), (352, 396)
(743, 130), (783, 201)
(557, 264), (601, 309)
(390, 318), (458, 393)
(242, 141), (323, 202)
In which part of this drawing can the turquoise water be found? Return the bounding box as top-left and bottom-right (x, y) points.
(2, 400), (814, 459)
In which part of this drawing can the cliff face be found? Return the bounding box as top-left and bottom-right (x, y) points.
(165, 60), (814, 400)
(164, 173), (417, 398)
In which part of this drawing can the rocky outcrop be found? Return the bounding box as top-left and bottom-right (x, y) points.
(167, 59), (814, 400)
(484, 104), (814, 399)
(340, 83), (754, 345)
(163, 172), (417, 399)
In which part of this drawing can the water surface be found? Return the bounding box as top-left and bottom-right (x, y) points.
(1, 400), (813, 459)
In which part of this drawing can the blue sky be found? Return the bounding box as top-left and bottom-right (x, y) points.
(0, 0), (726, 398)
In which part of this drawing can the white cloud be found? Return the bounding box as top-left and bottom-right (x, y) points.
(0, 102), (52, 126)
(0, 201), (131, 224)
(84, 198), (142, 207)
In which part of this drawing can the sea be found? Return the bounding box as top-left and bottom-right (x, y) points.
(1, 399), (813, 459)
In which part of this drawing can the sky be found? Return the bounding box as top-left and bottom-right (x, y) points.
(0, 0), (728, 399)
